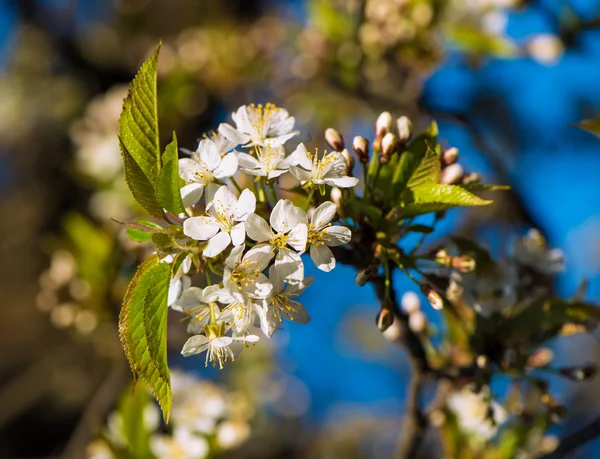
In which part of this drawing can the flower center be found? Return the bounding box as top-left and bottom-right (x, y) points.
(231, 260), (261, 288)
(247, 103), (279, 141)
(270, 232), (289, 249)
(308, 223), (331, 246)
(192, 160), (214, 185)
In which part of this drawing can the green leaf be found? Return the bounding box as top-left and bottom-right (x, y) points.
(391, 121), (438, 200)
(401, 184), (492, 217)
(118, 381), (153, 458)
(120, 138), (164, 218)
(406, 146), (441, 189)
(157, 133), (187, 216)
(406, 224), (434, 234)
(577, 116), (600, 137)
(119, 255), (172, 422)
(150, 232), (179, 254)
(126, 220), (164, 243)
(119, 42), (162, 186)
(459, 182), (510, 193)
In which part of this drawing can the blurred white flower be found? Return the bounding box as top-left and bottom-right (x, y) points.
(150, 428), (209, 459)
(447, 387), (507, 441)
(163, 254), (192, 307)
(219, 103), (297, 147)
(513, 229), (564, 275)
(527, 34), (564, 65)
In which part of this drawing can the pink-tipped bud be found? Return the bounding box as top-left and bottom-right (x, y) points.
(527, 348), (554, 368)
(353, 136), (369, 163)
(376, 308), (394, 332)
(442, 147), (458, 165)
(452, 255), (476, 273)
(401, 291), (421, 315)
(375, 111), (392, 136)
(440, 163), (464, 184)
(325, 128), (344, 151)
(341, 148), (354, 173)
(420, 285), (444, 310)
(396, 116), (412, 143)
(409, 310), (427, 334)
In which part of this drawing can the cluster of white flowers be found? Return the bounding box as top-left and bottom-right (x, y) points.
(87, 371), (253, 459)
(169, 104), (355, 368)
(447, 229), (565, 317)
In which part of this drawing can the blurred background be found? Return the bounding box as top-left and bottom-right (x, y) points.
(3, 0), (600, 457)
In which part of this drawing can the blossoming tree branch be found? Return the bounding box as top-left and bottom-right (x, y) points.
(116, 43), (600, 457)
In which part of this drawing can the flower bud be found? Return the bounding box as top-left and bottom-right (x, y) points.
(401, 291), (421, 315)
(440, 163), (464, 184)
(383, 319), (402, 342)
(526, 348), (554, 368)
(451, 255), (476, 273)
(420, 285), (443, 310)
(462, 172), (482, 185)
(325, 127), (344, 151)
(330, 187), (342, 207)
(341, 148), (354, 174)
(355, 265), (377, 287)
(381, 132), (397, 157)
(442, 147), (458, 165)
(352, 136), (369, 163)
(434, 248), (451, 266)
(396, 116), (412, 143)
(408, 310), (427, 334)
(375, 111), (392, 136)
(376, 308), (394, 332)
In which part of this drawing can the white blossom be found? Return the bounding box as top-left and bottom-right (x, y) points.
(307, 201), (351, 272)
(245, 199), (308, 284)
(150, 428), (209, 459)
(236, 141), (300, 179)
(183, 186), (256, 258)
(447, 387), (507, 442)
(173, 286), (221, 334)
(181, 326), (260, 368)
(259, 265), (312, 337)
(223, 245), (274, 299)
(289, 143), (359, 188)
(179, 139), (239, 207)
(219, 103), (297, 147)
(513, 229), (564, 275)
(214, 289), (265, 335)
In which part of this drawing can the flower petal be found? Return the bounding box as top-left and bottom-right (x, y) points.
(209, 185), (237, 218)
(325, 176), (359, 188)
(180, 183), (204, 207)
(236, 152), (264, 176)
(181, 335), (210, 356)
(225, 245), (245, 269)
(282, 299), (311, 324)
(219, 122), (250, 146)
(203, 231), (231, 258)
(245, 214), (273, 242)
(197, 139), (221, 171)
(178, 158), (204, 183)
(287, 223), (308, 253)
(233, 189), (257, 221)
(230, 222), (246, 246)
(213, 153), (238, 179)
(289, 165), (312, 183)
(291, 143), (312, 170)
(245, 273), (273, 299)
(244, 243), (275, 271)
(323, 225), (352, 246)
(275, 248), (304, 284)
(270, 200), (307, 233)
(268, 265), (285, 293)
(183, 216), (220, 241)
(310, 244), (336, 272)
(311, 201), (337, 228)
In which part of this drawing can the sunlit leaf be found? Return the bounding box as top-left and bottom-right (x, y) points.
(119, 255), (172, 422)
(156, 133), (186, 216)
(401, 184), (492, 217)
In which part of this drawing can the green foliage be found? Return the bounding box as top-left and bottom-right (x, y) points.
(157, 133), (187, 216)
(126, 220), (164, 242)
(117, 381), (154, 459)
(119, 43), (165, 218)
(119, 255), (172, 423)
(390, 121), (438, 199)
